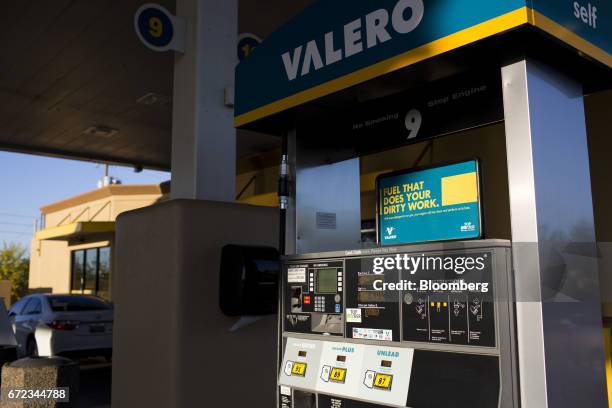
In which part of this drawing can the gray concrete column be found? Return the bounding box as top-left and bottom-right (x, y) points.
(170, 0), (237, 201)
(502, 59), (607, 407)
(111, 200), (278, 408)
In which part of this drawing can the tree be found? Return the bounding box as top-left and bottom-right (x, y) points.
(0, 242), (29, 303)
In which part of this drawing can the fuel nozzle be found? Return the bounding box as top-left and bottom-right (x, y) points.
(279, 154), (290, 210)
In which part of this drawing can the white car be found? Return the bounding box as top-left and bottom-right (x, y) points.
(8, 294), (113, 359)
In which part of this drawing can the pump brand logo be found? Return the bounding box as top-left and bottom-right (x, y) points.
(281, 0), (425, 81)
(460, 222), (476, 232)
(384, 226), (397, 241)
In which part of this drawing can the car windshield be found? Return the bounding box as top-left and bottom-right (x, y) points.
(47, 296), (112, 312)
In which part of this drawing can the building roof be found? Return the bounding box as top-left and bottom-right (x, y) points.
(40, 183), (169, 215)
(35, 221), (115, 241)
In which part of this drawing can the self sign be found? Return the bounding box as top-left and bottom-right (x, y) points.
(134, 3), (185, 53)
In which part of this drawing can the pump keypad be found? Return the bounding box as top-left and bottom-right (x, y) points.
(314, 296), (326, 312)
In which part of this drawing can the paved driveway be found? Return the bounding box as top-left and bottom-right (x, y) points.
(75, 359), (112, 408)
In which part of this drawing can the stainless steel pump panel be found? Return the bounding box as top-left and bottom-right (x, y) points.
(278, 240), (517, 408)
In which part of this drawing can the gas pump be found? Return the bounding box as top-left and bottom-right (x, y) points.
(234, 1), (610, 407)
(276, 158), (518, 408)
(279, 240), (516, 408)
(265, 68), (522, 407)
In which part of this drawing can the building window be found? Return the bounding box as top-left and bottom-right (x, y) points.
(71, 247), (111, 300)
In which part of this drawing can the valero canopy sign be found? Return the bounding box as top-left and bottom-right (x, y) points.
(377, 160), (482, 245)
(235, 0), (611, 127)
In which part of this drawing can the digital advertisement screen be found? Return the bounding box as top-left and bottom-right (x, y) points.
(377, 160), (481, 245)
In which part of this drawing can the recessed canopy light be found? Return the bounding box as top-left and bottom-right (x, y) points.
(82, 126), (119, 138)
(137, 92), (170, 106)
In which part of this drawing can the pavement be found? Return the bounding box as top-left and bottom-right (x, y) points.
(75, 358), (112, 408)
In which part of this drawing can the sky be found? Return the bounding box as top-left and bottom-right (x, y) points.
(0, 151), (169, 251)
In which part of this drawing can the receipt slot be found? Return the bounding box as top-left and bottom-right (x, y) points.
(278, 241), (517, 408)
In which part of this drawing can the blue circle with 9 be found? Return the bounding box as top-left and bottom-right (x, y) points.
(137, 8), (174, 48)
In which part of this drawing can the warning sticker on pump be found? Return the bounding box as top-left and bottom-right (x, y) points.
(346, 308), (362, 323)
(279, 389), (292, 408)
(352, 328), (392, 341)
(287, 267), (306, 283)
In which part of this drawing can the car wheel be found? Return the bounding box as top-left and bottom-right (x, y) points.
(26, 337), (38, 357)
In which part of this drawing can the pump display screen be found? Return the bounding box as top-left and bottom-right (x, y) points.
(317, 269), (338, 293)
(376, 160), (481, 245)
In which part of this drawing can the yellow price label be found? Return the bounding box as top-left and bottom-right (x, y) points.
(329, 367), (346, 383)
(291, 362), (307, 376)
(373, 373), (393, 390)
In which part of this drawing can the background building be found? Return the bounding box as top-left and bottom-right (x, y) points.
(28, 183), (167, 299)
(26, 160), (281, 300)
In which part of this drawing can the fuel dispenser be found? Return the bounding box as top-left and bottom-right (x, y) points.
(234, 1), (611, 407)
(276, 158), (518, 407)
(279, 240), (517, 408)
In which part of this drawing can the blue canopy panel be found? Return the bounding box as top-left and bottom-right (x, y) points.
(234, 0), (611, 128)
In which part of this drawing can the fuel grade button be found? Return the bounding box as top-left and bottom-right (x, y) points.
(329, 367), (347, 383)
(373, 373), (393, 390)
(291, 362), (307, 377)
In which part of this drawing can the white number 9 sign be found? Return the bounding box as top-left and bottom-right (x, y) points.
(404, 109), (422, 139)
